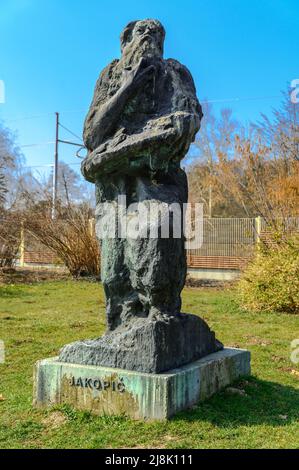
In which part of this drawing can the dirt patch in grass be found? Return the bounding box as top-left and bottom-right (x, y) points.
(42, 411), (68, 430)
(0, 268), (70, 285)
(185, 277), (236, 290)
(244, 335), (273, 346)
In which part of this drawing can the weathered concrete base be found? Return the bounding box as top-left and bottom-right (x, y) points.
(188, 268), (240, 282)
(34, 348), (250, 420)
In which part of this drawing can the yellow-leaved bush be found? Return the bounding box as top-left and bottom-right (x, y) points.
(237, 237), (299, 314)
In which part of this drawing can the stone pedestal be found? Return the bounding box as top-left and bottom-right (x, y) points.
(33, 348), (250, 420)
(58, 314), (223, 374)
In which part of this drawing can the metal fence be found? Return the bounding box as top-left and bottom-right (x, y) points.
(187, 216), (299, 270)
(186, 217), (257, 270)
(1, 216), (298, 272)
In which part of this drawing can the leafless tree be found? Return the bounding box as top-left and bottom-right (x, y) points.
(0, 165), (7, 205)
(188, 103), (243, 216)
(23, 190), (100, 277)
(255, 87), (299, 163)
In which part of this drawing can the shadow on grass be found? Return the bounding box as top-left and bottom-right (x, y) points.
(174, 376), (299, 427)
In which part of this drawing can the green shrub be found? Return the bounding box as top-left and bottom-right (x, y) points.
(237, 237), (299, 314)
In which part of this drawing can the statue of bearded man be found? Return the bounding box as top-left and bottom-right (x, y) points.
(60, 19), (222, 373)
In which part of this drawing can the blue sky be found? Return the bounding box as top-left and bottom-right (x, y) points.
(0, 0), (298, 176)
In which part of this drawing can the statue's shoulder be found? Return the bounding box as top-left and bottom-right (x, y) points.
(91, 59), (119, 106)
(164, 59), (202, 119)
(165, 59), (197, 93)
(97, 59), (119, 85)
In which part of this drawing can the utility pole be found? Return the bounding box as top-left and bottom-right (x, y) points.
(208, 149), (213, 218)
(50, 111), (84, 219)
(52, 112), (59, 219)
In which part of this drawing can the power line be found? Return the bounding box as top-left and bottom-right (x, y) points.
(201, 95), (281, 104)
(17, 113), (85, 150)
(14, 94), (284, 149)
(58, 139), (83, 147)
(2, 109), (86, 123)
(11, 90), (288, 174)
(20, 141), (55, 148)
(0, 93), (286, 123)
(22, 162), (81, 169)
(23, 164), (55, 169)
(3, 112), (54, 123)
(59, 122), (83, 142)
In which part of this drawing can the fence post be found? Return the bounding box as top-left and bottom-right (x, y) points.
(19, 222), (25, 267)
(88, 218), (94, 237)
(255, 216), (262, 248)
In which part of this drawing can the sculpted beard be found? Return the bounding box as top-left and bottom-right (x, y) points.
(122, 36), (161, 65)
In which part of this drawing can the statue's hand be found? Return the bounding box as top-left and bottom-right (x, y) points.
(125, 58), (156, 91)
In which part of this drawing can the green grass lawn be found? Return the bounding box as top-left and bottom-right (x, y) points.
(0, 280), (298, 449)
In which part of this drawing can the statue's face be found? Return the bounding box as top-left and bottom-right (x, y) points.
(132, 21), (164, 55)
(122, 20), (165, 61)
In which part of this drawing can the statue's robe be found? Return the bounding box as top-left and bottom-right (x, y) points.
(82, 57), (202, 330)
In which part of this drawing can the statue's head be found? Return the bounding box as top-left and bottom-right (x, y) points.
(120, 19), (165, 61)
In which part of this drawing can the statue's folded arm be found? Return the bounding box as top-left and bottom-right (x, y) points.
(82, 53), (203, 182)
